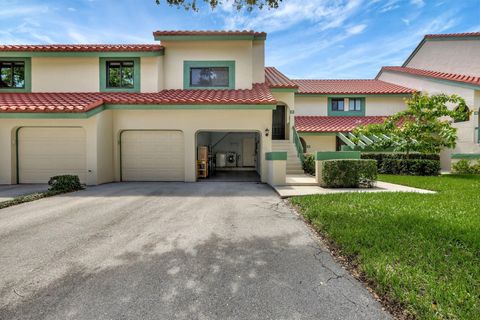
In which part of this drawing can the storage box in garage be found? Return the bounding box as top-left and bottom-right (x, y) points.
(197, 146), (208, 161)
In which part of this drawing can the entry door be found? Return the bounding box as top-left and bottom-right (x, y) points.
(272, 105), (286, 140)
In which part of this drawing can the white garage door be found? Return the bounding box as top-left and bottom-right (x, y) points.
(121, 130), (184, 181)
(18, 127), (87, 183)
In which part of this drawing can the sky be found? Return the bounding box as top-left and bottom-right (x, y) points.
(1, 0), (479, 79)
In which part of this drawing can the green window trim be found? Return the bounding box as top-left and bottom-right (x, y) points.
(265, 152), (287, 161)
(183, 60), (235, 90)
(328, 97), (365, 116)
(0, 57), (31, 93)
(100, 57), (140, 93)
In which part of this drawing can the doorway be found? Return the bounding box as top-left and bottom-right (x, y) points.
(272, 105), (286, 140)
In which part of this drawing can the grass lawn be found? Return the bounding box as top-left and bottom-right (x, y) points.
(291, 174), (479, 319)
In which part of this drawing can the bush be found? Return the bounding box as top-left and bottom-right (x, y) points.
(362, 153), (441, 176)
(48, 175), (84, 193)
(321, 159), (377, 188)
(452, 159), (480, 174)
(302, 154), (315, 175)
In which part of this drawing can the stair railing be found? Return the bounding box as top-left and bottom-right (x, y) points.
(292, 126), (305, 163)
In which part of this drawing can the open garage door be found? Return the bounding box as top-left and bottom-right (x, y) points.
(18, 127), (87, 184)
(121, 130), (184, 181)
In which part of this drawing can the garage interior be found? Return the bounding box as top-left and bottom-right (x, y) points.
(196, 131), (261, 182)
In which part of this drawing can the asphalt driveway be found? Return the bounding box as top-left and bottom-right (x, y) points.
(0, 182), (390, 320)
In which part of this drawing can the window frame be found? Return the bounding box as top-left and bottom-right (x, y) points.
(328, 97), (365, 116)
(99, 57), (140, 93)
(183, 61), (235, 90)
(0, 58), (31, 93)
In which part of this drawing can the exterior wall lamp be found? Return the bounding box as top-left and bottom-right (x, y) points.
(265, 128), (270, 137)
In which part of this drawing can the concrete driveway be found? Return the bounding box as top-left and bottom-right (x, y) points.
(0, 182), (390, 320)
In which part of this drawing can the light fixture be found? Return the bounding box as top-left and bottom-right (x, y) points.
(265, 128), (270, 137)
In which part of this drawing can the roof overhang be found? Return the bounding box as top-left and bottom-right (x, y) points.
(153, 31), (267, 42)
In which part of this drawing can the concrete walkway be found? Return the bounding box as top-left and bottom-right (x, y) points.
(274, 180), (435, 198)
(0, 182), (390, 320)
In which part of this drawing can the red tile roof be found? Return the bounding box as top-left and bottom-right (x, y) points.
(0, 84), (276, 113)
(153, 30), (266, 37)
(264, 67), (298, 89)
(0, 44), (163, 52)
(292, 79), (414, 95)
(295, 116), (389, 133)
(424, 32), (480, 39)
(379, 66), (480, 87)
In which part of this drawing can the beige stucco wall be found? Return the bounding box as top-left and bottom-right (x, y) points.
(364, 96), (408, 116)
(31, 57), (99, 92)
(96, 110), (114, 184)
(301, 135), (336, 154)
(406, 40), (480, 76)
(272, 91), (296, 140)
(112, 109), (272, 182)
(140, 56), (163, 92)
(0, 116), (99, 185)
(252, 40), (265, 84)
(294, 96), (328, 116)
(162, 40), (253, 90)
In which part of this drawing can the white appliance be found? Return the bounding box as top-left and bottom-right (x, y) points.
(216, 153), (226, 168)
(226, 152), (237, 167)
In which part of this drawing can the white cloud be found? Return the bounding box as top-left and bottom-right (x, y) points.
(411, 0), (425, 7)
(402, 18), (410, 26)
(67, 7), (77, 12)
(346, 24), (367, 35)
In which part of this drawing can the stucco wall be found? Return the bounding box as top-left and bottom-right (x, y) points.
(252, 40), (265, 84)
(294, 96), (328, 116)
(406, 40), (480, 76)
(162, 41), (253, 90)
(32, 57), (99, 92)
(140, 56), (163, 92)
(273, 91), (296, 139)
(111, 109), (272, 182)
(96, 110), (114, 184)
(301, 135), (336, 154)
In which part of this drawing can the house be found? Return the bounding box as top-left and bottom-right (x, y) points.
(376, 32), (480, 170)
(0, 30), (474, 185)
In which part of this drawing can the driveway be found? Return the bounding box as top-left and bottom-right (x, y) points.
(0, 182), (390, 320)
(0, 184), (49, 202)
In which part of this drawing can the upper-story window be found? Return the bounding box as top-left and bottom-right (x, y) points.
(184, 61), (235, 90)
(107, 61), (134, 89)
(100, 58), (140, 92)
(328, 97), (365, 116)
(0, 58), (31, 92)
(0, 61), (25, 88)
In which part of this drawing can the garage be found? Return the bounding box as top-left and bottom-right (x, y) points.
(17, 127), (87, 184)
(196, 131), (261, 182)
(121, 130), (184, 181)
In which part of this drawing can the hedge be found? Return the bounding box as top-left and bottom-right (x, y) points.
(48, 175), (84, 193)
(362, 153), (440, 176)
(302, 154), (315, 176)
(321, 159), (377, 188)
(452, 159), (480, 174)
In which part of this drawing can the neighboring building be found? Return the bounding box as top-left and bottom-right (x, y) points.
(377, 32), (480, 170)
(0, 30), (476, 185)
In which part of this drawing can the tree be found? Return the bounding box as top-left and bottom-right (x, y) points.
(353, 93), (470, 155)
(155, 0), (282, 11)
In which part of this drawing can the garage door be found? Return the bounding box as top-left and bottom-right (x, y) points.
(18, 127), (87, 183)
(121, 130), (184, 181)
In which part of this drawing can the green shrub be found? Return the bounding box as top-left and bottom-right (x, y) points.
(362, 153), (441, 176)
(452, 159), (480, 174)
(48, 175), (84, 193)
(302, 154), (315, 175)
(321, 159), (377, 188)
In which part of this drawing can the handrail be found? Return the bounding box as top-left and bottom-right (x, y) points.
(292, 126), (305, 163)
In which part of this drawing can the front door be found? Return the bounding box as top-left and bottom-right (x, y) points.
(272, 105), (286, 140)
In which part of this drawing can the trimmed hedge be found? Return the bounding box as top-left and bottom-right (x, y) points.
(362, 153), (440, 176)
(321, 159), (377, 188)
(452, 159), (480, 174)
(48, 175), (84, 193)
(302, 154), (315, 176)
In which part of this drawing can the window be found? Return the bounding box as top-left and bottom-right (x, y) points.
(190, 67), (229, 88)
(100, 58), (139, 92)
(106, 61), (134, 88)
(331, 98), (345, 111)
(183, 61), (235, 89)
(349, 98), (362, 111)
(0, 61), (25, 88)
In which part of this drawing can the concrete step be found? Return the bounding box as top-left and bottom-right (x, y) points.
(287, 170), (305, 175)
(286, 174), (317, 186)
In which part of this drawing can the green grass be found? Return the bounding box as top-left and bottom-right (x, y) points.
(291, 174), (479, 319)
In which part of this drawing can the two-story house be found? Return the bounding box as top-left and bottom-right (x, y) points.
(1, 30), (475, 186)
